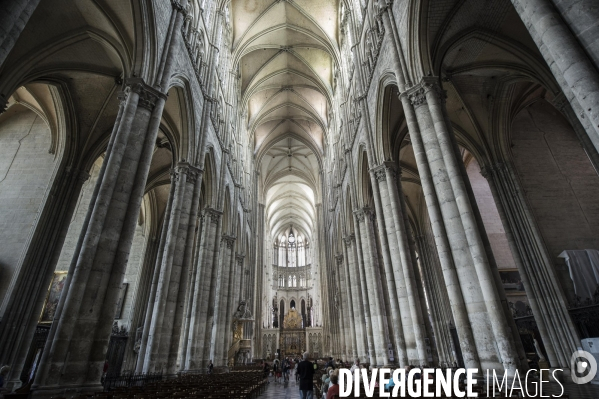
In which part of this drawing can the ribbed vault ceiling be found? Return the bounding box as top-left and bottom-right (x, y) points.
(232, 0), (339, 241)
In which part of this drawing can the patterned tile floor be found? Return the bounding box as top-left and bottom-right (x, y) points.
(256, 377), (599, 398)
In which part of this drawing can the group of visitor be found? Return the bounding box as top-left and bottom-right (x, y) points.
(261, 354), (466, 398)
(320, 365), (340, 399)
(262, 356), (302, 384)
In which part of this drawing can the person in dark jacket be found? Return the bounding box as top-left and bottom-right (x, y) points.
(324, 357), (335, 369)
(297, 351), (315, 399)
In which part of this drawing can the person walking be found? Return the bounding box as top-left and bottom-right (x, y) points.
(273, 360), (280, 383)
(297, 351), (315, 399)
(283, 358), (290, 382)
(263, 361), (270, 384)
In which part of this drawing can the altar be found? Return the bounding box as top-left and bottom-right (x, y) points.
(278, 308), (306, 358)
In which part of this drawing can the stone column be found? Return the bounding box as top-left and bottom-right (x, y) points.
(236, 255), (245, 302)
(415, 234), (454, 366)
(0, 166), (90, 391)
(252, 202), (265, 359)
(197, 210), (223, 368)
(1, 88), (128, 390)
(355, 208), (389, 366)
(351, 218), (375, 363)
(399, 90), (481, 371)
(551, 93), (599, 173)
(510, 0), (599, 154)
(30, 0), (187, 389)
(340, 237), (359, 360)
(221, 241), (240, 363)
(135, 179), (176, 373)
(177, 173), (205, 370)
(394, 166), (431, 365)
(325, 253), (339, 358)
(554, 0), (599, 68)
(123, 234), (158, 371)
(482, 162), (579, 367)
(31, 77), (166, 395)
(235, 255), (245, 303)
(335, 253), (352, 360)
(410, 245), (438, 366)
(166, 167), (202, 374)
(185, 208), (222, 370)
(370, 167), (410, 366)
(423, 79), (521, 373)
(0, 0), (42, 70)
(343, 235), (368, 361)
(413, 85), (500, 371)
(141, 163), (190, 372)
(380, 164), (430, 365)
(210, 235), (236, 366)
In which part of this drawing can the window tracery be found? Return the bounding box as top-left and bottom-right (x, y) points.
(273, 229), (309, 268)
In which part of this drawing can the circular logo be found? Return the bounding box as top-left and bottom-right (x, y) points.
(570, 350), (598, 384)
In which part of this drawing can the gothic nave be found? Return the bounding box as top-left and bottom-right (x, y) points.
(1, 0), (599, 396)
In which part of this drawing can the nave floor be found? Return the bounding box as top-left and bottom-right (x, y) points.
(257, 379), (301, 399)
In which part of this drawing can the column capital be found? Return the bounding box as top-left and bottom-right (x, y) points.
(179, 161), (204, 183)
(370, 165), (387, 182)
(402, 77), (446, 107)
(236, 254), (245, 266)
(203, 207), (222, 224)
(64, 166), (91, 184)
(342, 234), (355, 247)
(335, 254), (344, 265)
(480, 162), (508, 180)
(171, 162), (203, 183)
(480, 165), (493, 180)
(124, 78), (166, 110)
(354, 207), (374, 223)
(171, 163), (189, 182)
(354, 209), (365, 223)
(222, 234), (236, 249)
(379, 161), (402, 180)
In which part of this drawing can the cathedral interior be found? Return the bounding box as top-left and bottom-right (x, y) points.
(1, 0), (599, 396)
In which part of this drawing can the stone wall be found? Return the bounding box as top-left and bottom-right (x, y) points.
(511, 99), (599, 298)
(465, 155), (517, 270)
(54, 157), (102, 272)
(118, 202), (150, 329)
(0, 105), (56, 306)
